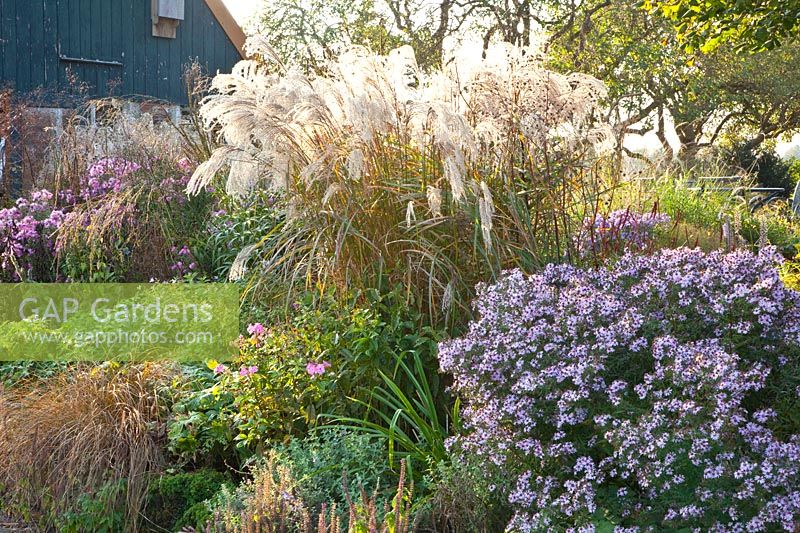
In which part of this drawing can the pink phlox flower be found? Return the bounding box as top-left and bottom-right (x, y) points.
(247, 323), (266, 337)
(306, 360), (331, 377)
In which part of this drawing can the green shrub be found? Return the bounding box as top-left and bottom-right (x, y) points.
(214, 290), (443, 450)
(144, 469), (231, 532)
(167, 365), (238, 468)
(274, 428), (391, 512)
(788, 158), (800, 188)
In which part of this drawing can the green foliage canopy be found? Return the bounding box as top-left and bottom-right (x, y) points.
(547, 0), (800, 160)
(644, 0), (800, 53)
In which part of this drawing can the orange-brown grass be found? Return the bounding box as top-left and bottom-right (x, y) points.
(0, 364), (175, 531)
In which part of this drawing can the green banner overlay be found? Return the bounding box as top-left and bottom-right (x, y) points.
(0, 284), (239, 361)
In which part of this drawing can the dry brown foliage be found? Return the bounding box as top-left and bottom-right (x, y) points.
(0, 364), (176, 531)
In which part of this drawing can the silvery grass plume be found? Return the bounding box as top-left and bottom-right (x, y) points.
(189, 37), (613, 199)
(189, 36), (615, 321)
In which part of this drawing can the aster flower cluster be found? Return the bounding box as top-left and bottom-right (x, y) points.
(0, 189), (66, 280)
(575, 210), (671, 258)
(160, 158), (197, 205)
(56, 158), (142, 255)
(169, 245), (198, 277)
(0, 158), (142, 280)
(81, 157), (140, 200)
(439, 247), (800, 532)
(82, 156), (194, 204)
(0, 156), (201, 282)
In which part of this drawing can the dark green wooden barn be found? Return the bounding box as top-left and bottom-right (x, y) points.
(0, 0), (245, 105)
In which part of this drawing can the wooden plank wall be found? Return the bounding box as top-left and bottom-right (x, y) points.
(0, 0), (242, 105)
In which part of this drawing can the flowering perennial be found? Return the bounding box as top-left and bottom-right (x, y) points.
(169, 245), (198, 277)
(439, 247), (800, 532)
(82, 157), (140, 200)
(306, 360), (331, 377)
(0, 156), (204, 282)
(575, 210), (671, 258)
(0, 190), (65, 280)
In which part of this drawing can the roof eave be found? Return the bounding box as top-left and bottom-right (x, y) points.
(204, 0), (247, 59)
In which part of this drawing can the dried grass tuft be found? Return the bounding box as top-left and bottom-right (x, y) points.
(0, 364), (176, 531)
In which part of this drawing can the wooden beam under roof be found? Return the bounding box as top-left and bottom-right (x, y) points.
(204, 0), (247, 59)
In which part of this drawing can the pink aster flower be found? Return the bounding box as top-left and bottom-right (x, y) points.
(176, 157), (195, 174)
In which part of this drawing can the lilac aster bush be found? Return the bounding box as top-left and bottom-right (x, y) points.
(576, 210), (671, 258)
(0, 158), (141, 281)
(81, 157), (140, 200)
(439, 247), (800, 532)
(0, 189), (66, 280)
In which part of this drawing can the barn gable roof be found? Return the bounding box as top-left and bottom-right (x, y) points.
(204, 0), (247, 59)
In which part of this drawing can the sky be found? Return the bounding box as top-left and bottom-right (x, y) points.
(222, 0), (260, 25)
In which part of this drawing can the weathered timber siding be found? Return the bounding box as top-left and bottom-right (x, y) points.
(0, 0), (241, 105)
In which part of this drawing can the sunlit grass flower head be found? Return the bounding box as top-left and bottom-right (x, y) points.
(189, 36), (617, 324)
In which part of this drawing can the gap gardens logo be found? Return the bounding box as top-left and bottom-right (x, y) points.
(0, 284), (239, 361)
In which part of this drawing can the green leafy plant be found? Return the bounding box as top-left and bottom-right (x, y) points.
(645, 0), (800, 52)
(274, 428), (391, 512)
(213, 292), (443, 451)
(0, 361), (70, 387)
(59, 479), (127, 533)
(193, 190), (283, 282)
(144, 469), (231, 531)
(330, 349), (459, 486)
(167, 365), (238, 468)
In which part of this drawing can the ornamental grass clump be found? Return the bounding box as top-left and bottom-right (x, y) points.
(190, 37), (616, 323)
(439, 247), (800, 532)
(0, 364), (174, 531)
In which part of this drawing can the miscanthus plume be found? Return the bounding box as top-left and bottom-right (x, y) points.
(189, 37), (616, 318)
